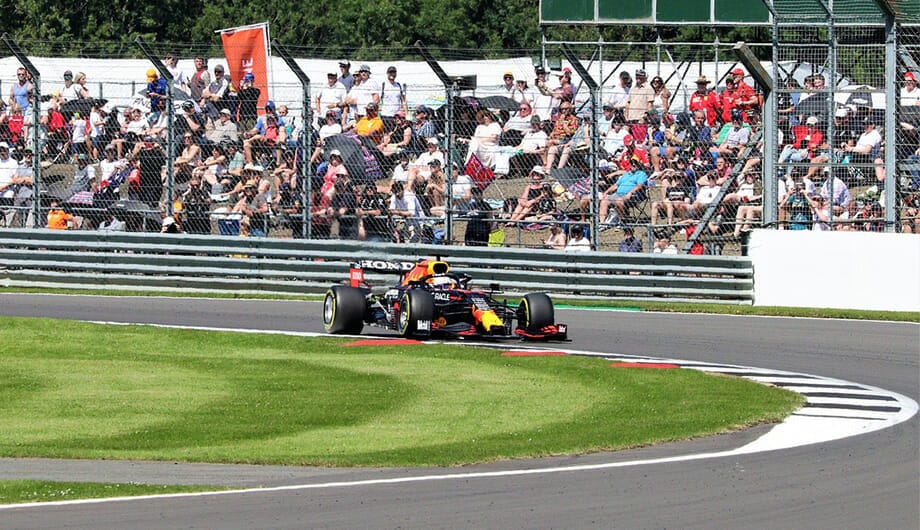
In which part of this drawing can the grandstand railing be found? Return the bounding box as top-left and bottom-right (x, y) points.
(0, 229), (753, 303)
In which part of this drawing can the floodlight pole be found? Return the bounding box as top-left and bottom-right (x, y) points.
(1, 33), (42, 228)
(136, 37), (176, 216)
(272, 40), (313, 239)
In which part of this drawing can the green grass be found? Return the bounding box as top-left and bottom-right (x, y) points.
(0, 317), (802, 467)
(0, 480), (222, 505)
(2, 287), (916, 321)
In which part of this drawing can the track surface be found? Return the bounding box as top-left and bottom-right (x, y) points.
(0, 294), (917, 529)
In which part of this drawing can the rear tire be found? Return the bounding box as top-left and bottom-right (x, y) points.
(398, 289), (434, 337)
(518, 293), (554, 331)
(323, 286), (366, 334)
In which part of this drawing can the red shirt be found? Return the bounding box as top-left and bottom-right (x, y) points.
(734, 82), (759, 115)
(719, 88), (739, 124)
(689, 90), (720, 127)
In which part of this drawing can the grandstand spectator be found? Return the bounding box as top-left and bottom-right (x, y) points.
(243, 102), (284, 164)
(237, 72), (261, 131)
(461, 109), (501, 168)
(346, 64), (380, 120)
(317, 71), (347, 123)
(310, 111), (343, 166)
(70, 111), (89, 157)
(206, 108), (239, 144)
(782, 179), (812, 230)
(380, 66), (406, 127)
(163, 53), (188, 93)
(232, 178), (269, 237)
(378, 110), (412, 157)
(503, 101), (535, 144)
(510, 166), (550, 221)
(187, 57), (209, 103)
(145, 68), (168, 109)
(625, 69), (654, 140)
(407, 138), (444, 189)
(733, 174), (767, 236)
(565, 225), (591, 252)
(59, 70), (88, 102)
(689, 76), (720, 127)
(337, 60), (355, 92)
(606, 71), (631, 123)
(500, 71), (515, 98)
(691, 172), (721, 217)
(531, 65), (556, 120)
(131, 136), (166, 208)
(731, 68), (760, 117)
(778, 115), (824, 174)
(652, 231), (678, 254)
(46, 199), (74, 230)
(0, 142), (19, 209)
(599, 159), (648, 226)
(553, 68), (575, 104)
(544, 224), (567, 250)
(448, 163), (473, 210)
(411, 105), (438, 153)
(9, 67), (32, 114)
(542, 102), (577, 168)
(902, 72), (920, 106)
(510, 115), (548, 177)
(349, 102), (384, 146)
(357, 183), (390, 242)
(328, 177), (358, 239)
(602, 117), (629, 158)
(512, 78), (535, 107)
(650, 76), (671, 116)
(711, 109), (750, 160)
(201, 64), (230, 118)
(177, 100), (206, 141)
(816, 169), (851, 211)
(423, 159), (447, 217)
(651, 160), (695, 227)
(618, 226), (642, 253)
(844, 118), (881, 156)
(389, 180), (424, 242)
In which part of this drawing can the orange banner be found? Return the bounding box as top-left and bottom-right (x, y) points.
(220, 24), (269, 113)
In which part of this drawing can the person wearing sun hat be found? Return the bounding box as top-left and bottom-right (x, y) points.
(689, 75), (720, 127)
(509, 166), (550, 221)
(501, 71), (515, 98)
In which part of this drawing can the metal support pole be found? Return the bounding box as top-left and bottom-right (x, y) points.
(135, 37), (175, 216)
(1, 33), (42, 228)
(827, 2), (837, 227)
(883, 14), (898, 232)
(765, 3), (779, 227)
(272, 41), (313, 239)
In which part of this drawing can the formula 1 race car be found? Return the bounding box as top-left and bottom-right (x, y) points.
(323, 259), (567, 340)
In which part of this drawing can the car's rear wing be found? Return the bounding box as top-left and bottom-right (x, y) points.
(349, 260), (417, 287)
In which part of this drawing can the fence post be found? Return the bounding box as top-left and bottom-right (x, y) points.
(272, 40), (313, 239)
(1, 33), (43, 228)
(135, 37), (176, 216)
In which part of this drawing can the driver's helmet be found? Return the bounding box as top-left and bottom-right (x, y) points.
(428, 275), (456, 289)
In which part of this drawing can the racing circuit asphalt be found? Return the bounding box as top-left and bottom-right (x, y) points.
(0, 294), (917, 529)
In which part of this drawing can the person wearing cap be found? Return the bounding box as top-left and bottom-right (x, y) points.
(231, 174), (270, 237)
(902, 72), (920, 106)
(144, 67), (168, 108)
(500, 71), (516, 98)
(423, 158), (448, 217)
(380, 66), (406, 126)
(778, 115), (824, 174)
(177, 99), (206, 140)
(625, 69), (654, 141)
(189, 56), (210, 102)
(508, 115), (548, 177)
(509, 166), (550, 221)
(68, 153), (97, 198)
(316, 69), (347, 125)
(357, 183), (390, 242)
(388, 181), (424, 243)
(731, 67), (760, 117)
(237, 72), (261, 131)
(207, 108), (240, 144)
(344, 64), (381, 120)
(59, 70), (87, 102)
(411, 105), (437, 152)
(201, 64), (231, 117)
(309, 110), (344, 165)
(531, 65), (555, 120)
(711, 108), (750, 160)
(337, 60), (354, 92)
(552, 67), (575, 104)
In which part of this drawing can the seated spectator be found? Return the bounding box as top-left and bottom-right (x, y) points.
(349, 102), (384, 146)
(652, 231), (678, 254)
(378, 110), (412, 157)
(542, 102), (577, 168)
(690, 171), (721, 217)
(510, 166), (550, 221)
(357, 183), (390, 242)
(564, 224), (591, 252)
(618, 226), (642, 252)
(710, 108), (750, 161)
(206, 108), (239, 144)
(423, 159), (447, 217)
(464, 185), (493, 246)
(69, 153), (96, 198)
(46, 198), (74, 230)
(783, 180), (812, 230)
(651, 161), (695, 227)
(503, 101), (536, 145)
(460, 109), (501, 168)
(599, 160), (648, 226)
(731, 173), (764, 236)
(98, 210), (126, 232)
(544, 224), (567, 250)
(389, 180), (424, 243)
(328, 177), (358, 239)
(509, 115), (548, 177)
(231, 178), (269, 236)
(175, 132), (202, 183)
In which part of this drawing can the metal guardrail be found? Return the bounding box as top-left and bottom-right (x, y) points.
(0, 229), (754, 303)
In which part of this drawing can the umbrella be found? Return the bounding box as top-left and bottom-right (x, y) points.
(834, 85), (886, 109)
(59, 98), (105, 120)
(130, 87), (195, 113)
(774, 61), (852, 90)
(323, 132), (384, 185)
(475, 95), (520, 112)
(794, 93), (834, 120)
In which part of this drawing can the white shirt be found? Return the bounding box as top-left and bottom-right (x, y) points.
(318, 82), (347, 111)
(607, 84), (629, 109)
(604, 126), (629, 154)
(451, 174), (472, 199)
(520, 130), (548, 151)
(901, 85), (920, 106)
(380, 79), (404, 117)
(565, 236), (591, 252)
(319, 123), (342, 141)
(855, 128), (882, 151)
(0, 155), (19, 199)
(349, 78), (381, 116)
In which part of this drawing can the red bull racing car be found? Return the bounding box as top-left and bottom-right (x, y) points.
(323, 259), (568, 340)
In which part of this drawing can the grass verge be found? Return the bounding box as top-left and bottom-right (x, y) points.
(0, 480), (222, 505)
(0, 317), (802, 467)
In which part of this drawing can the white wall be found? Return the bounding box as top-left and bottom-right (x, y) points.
(749, 230), (920, 312)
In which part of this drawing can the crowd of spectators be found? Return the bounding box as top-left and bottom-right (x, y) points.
(1, 56), (917, 248)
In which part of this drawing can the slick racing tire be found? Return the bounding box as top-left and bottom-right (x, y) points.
(398, 289), (434, 337)
(323, 285), (366, 334)
(517, 293), (554, 332)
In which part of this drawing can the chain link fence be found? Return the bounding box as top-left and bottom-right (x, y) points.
(0, 19), (915, 251)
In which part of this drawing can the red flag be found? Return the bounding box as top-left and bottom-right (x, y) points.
(464, 154), (495, 190)
(220, 24), (269, 113)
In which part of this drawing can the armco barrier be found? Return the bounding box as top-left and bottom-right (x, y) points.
(0, 230), (754, 303)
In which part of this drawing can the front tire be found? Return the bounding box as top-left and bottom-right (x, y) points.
(398, 289), (434, 337)
(517, 293), (554, 332)
(323, 285), (366, 334)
